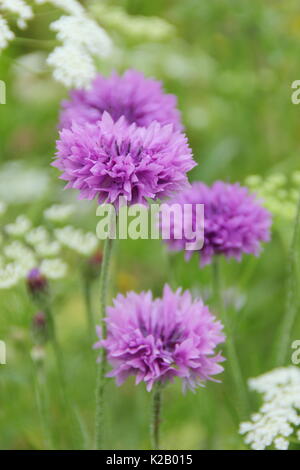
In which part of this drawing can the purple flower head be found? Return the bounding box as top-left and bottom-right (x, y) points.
(53, 112), (195, 206)
(95, 285), (225, 392)
(59, 69), (183, 131)
(27, 268), (48, 296)
(164, 181), (272, 267)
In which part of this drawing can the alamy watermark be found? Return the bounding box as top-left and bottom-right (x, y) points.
(0, 80), (6, 104)
(96, 197), (204, 251)
(291, 340), (300, 365)
(0, 340), (6, 365)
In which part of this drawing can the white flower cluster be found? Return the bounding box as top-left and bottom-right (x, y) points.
(54, 226), (98, 256)
(0, 0), (113, 88)
(2, 240), (37, 286)
(0, 15), (14, 51)
(40, 258), (67, 279)
(5, 215), (32, 236)
(44, 204), (74, 222)
(0, 203), (99, 288)
(48, 14), (112, 88)
(34, 0), (84, 16)
(240, 367), (300, 450)
(0, 162), (50, 204)
(0, 0), (33, 29)
(0, 263), (22, 289)
(245, 172), (300, 221)
(93, 4), (175, 42)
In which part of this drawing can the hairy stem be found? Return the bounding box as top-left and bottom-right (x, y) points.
(151, 382), (163, 450)
(82, 276), (95, 343)
(275, 191), (300, 366)
(95, 237), (114, 450)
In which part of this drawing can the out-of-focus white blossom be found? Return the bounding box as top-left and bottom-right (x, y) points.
(30, 345), (46, 363)
(48, 15), (112, 88)
(4, 241), (36, 275)
(274, 437), (289, 450)
(47, 43), (97, 89)
(40, 258), (67, 279)
(93, 4), (174, 42)
(0, 262), (21, 288)
(34, 0), (84, 16)
(0, 15), (14, 50)
(0, 162), (50, 204)
(0, 0), (33, 29)
(5, 215), (32, 236)
(0, 201), (7, 215)
(50, 15), (112, 58)
(0, 2), (112, 88)
(240, 367), (300, 450)
(54, 226), (98, 256)
(245, 172), (300, 221)
(44, 204), (74, 222)
(25, 226), (49, 245)
(35, 240), (61, 257)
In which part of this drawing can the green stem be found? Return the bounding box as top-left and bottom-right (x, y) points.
(44, 304), (68, 405)
(44, 303), (83, 449)
(275, 190), (300, 366)
(151, 382), (163, 450)
(212, 258), (249, 420)
(82, 276), (95, 343)
(34, 360), (53, 449)
(95, 237), (114, 450)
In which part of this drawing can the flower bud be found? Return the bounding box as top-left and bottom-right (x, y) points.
(84, 250), (103, 280)
(31, 311), (48, 345)
(27, 268), (48, 301)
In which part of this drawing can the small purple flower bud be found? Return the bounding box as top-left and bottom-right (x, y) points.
(84, 250), (103, 280)
(31, 311), (48, 345)
(27, 268), (48, 299)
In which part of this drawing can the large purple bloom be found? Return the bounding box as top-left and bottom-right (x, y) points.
(164, 181), (272, 266)
(59, 69), (183, 131)
(53, 112), (195, 206)
(95, 285), (225, 392)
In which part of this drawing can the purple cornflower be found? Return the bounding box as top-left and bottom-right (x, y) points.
(53, 112), (195, 206)
(95, 285), (225, 392)
(164, 181), (272, 267)
(59, 69), (183, 131)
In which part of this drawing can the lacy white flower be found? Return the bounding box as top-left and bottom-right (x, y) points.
(34, 0), (84, 16)
(54, 226), (98, 256)
(5, 215), (32, 236)
(0, 0), (33, 29)
(40, 258), (67, 279)
(0, 15), (14, 50)
(50, 15), (112, 58)
(35, 240), (61, 257)
(47, 43), (97, 89)
(245, 173), (300, 221)
(93, 4), (174, 42)
(4, 241), (36, 275)
(25, 226), (49, 245)
(0, 262), (21, 289)
(240, 367), (300, 450)
(0, 162), (50, 203)
(44, 204), (74, 222)
(47, 14), (112, 88)
(0, 200), (7, 216)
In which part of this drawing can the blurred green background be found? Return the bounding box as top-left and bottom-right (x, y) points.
(0, 0), (300, 450)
